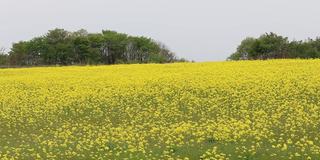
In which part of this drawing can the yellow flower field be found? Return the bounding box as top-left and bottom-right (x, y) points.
(0, 59), (320, 159)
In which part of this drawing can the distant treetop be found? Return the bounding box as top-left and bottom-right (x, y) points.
(4, 28), (186, 66)
(228, 32), (320, 60)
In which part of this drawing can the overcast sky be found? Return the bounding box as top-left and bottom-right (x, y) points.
(1, 0), (320, 61)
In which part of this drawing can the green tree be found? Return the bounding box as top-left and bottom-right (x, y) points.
(229, 33), (293, 60)
(0, 47), (8, 66)
(9, 41), (29, 65)
(44, 28), (73, 65)
(102, 30), (128, 64)
(228, 37), (256, 60)
(255, 32), (289, 59)
(8, 28), (180, 66)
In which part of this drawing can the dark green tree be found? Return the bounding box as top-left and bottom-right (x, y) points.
(228, 37), (256, 60)
(228, 32), (320, 60)
(9, 41), (29, 65)
(0, 47), (8, 66)
(8, 28), (180, 66)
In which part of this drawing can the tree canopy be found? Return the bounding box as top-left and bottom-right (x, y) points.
(228, 32), (320, 60)
(4, 28), (184, 66)
(0, 47), (8, 66)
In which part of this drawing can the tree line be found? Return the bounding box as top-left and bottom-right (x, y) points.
(0, 29), (186, 67)
(0, 47), (8, 66)
(228, 32), (320, 60)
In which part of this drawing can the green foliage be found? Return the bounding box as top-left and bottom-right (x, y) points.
(229, 32), (320, 60)
(148, 53), (167, 63)
(8, 28), (180, 66)
(0, 48), (8, 66)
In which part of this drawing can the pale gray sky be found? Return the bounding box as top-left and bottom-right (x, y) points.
(1, 0), (320, 61)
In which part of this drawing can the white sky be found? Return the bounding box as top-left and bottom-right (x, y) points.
(1, 0), (320, 61)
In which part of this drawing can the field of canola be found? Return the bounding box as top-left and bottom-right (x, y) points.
(0, 59), (320, 159)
